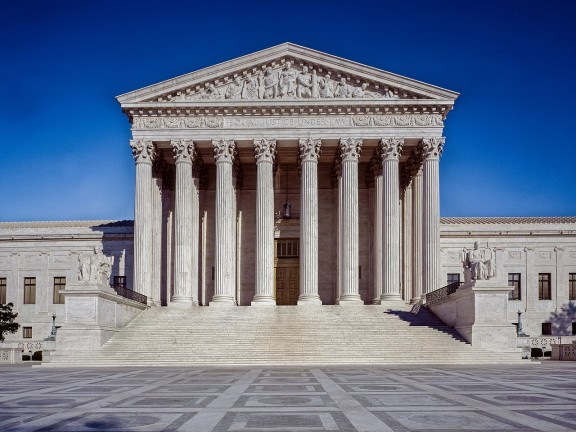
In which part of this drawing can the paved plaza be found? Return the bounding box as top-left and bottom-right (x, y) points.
(1, 363), (576, 431)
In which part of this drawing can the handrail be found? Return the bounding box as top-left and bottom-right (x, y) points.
(425, 281), (463, 306)
(113, 285), (148, 305)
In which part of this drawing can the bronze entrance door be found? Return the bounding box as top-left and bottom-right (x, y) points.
(275, 239), (299, 305)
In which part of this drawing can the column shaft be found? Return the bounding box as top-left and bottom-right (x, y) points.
(402, 183), (413, 303)
(338, 138), (363, 304)
(171, 139), (195, 305)
(372, 173), (383, 304)
(211, 139), (236, 305)
(298, 138), (322, 304)
(420, 137), (444, 297)
(252, 139), (276, 304)
(151, 168), (163, 305)
(380, 138), (403, 302)
(411, 168), (423, 302)
(131, 140), (155, 301)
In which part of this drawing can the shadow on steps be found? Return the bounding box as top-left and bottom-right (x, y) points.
(384, 307), (469, 343)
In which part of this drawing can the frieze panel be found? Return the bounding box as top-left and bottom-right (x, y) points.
(145, 57), (429, 103)
(0, 254), (11, 269)
(132, 114), (443, 130)
(50, 253), (71, 268)
(508, 251), (522, 261)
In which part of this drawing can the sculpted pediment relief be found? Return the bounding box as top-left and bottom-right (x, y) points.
(118, 43), (459, 105)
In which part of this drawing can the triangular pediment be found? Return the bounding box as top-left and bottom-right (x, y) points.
(117, 43), (458, 105)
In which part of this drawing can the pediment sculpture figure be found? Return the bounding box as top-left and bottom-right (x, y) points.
(78, 246), (114, 286)
(462, 242), (495, 281)
(278, 61), (297, 97)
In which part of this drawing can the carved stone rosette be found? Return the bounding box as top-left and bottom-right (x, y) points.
(212, 139), (236, 164)
(339, 138), (362, 162)
(378, 138), (404, 162)
(298, 138), (322, 163)
(130, 140), (156, 164)
(171, 139), (195, 164)
(253, 139), (277, 163)
(418, 137), (445, 160)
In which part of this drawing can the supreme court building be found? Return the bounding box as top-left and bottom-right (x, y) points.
(1, 44), (575, 357)
(118, 43), (455, 308)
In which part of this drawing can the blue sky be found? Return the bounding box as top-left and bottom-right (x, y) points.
(1, 0), (575, 221)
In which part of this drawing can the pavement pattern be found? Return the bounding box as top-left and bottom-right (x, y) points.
(1, 363), (576, 431)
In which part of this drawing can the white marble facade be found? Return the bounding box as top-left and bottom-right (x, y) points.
(1, 44), (575, 345)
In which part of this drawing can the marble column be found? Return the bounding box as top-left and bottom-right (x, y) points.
(419, 137), (444, 297)
(151, 159), (167, 306)
(379, 138), (404, 302)
(411, 166), (423, 303)
(338, 138), (363, 304)
(171, 139), (195, 306)
(210, 139), (237, 306)
(402, 182), (413, 303)
(298, 138), (322, 305)
(252, 138), (276, 305)
(369, 154), (383, 304)
(130, 139), (155, 301)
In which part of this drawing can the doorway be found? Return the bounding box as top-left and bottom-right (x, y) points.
(275, 239), (299, 305)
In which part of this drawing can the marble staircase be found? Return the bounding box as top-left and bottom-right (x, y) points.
(46, 304), (523, 366)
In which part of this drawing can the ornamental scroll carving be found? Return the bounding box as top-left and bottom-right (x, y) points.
(212, 139), (236, 163)
(171, 139), (195, 163)
(418, 137), (445, 160)
(253, 139), (277, 163)
(130, 140), (156, 164)
(378, 138), (404, 162)
(148, 57), (424, 103)
(339, 138), (362, 162)
(299, 138), (322, 162)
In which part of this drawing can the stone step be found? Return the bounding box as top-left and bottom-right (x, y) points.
(46, 305), (523, 367)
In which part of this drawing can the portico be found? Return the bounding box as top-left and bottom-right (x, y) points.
(117, 43), (458, 307)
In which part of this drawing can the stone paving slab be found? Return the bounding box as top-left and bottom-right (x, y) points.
(1, 363), (576, 431)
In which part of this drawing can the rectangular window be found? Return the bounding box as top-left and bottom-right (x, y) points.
(113, 276), (126, 289)
(447, 273), (460, 285)
(570, 273), (576, 301)
(508, 273), (521, 300)
(23, 277), (36, 304)
(538, 273), (552, 300)
(541, 322), (552, 336)
(23, 327), (32, 338)
(0, 277), (6, 304)
(572, 322), (576, 335)
(53, 277), (66, 304)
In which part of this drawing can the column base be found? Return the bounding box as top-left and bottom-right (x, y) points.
(251, 295), (276, 306)
(380, 293), (404, 302)
(410, 297), (421, 304)
(372, 299), (381, 305)
(337, 294), (363, 305)
(297, 294), (322, 305)
(209, 296), (236, 307)
(169, 296), (198, 307)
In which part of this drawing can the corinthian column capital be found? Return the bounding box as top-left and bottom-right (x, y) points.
(130, 140), (156, 164)
(299, 138), (322, 163)
(418, 137), (445, 161)
(212, 139), (236, 163)
(378, 138), (404, 162)
(171, 139), (195, 164)
(339, 138), (362, 161)
(253, 139), (277, 163)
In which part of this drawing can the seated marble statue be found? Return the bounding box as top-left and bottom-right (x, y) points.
(78, 247), (114, 286)
(463, 242), (494, 280)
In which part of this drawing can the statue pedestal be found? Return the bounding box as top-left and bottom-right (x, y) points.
(428, 280), (520, 354)
(55, 283), (147, 353)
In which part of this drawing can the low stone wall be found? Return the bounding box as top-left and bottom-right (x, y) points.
(428, 280), (520, 355)
(551, 343), (576, 360)
(0, 345), (24, 364)
(55, 283), (147, 353)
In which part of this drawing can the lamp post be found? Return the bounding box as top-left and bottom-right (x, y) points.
(517, 309), (528, 337)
